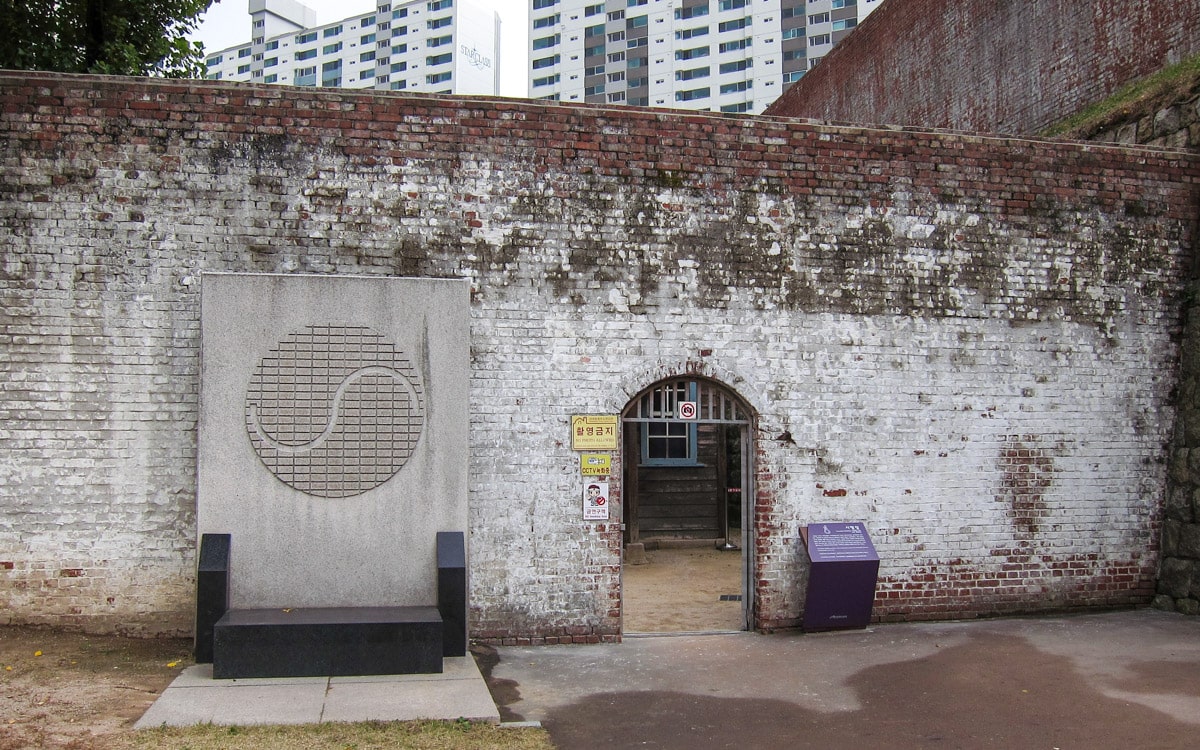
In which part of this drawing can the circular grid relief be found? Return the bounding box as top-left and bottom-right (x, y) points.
(245, 325), (425, 498)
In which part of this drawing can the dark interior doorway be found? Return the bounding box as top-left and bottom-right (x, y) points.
(621, 378), (752, 633)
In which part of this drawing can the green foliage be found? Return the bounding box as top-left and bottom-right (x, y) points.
(0, 0), (213, 78)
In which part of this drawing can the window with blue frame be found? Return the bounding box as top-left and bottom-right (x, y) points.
(640, 381), (700, 466)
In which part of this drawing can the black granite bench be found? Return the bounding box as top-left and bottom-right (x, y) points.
(194, 531), (467, 679)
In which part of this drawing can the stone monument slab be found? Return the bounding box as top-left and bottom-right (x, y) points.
(198, 273), (469, 610)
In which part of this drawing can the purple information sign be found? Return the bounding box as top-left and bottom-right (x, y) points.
(802, 521), (880, 631)
(806, 522), (879, 563)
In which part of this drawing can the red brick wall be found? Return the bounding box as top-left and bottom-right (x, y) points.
(766, 0), (1200, 135)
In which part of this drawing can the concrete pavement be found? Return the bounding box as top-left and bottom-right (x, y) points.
(482, 609), (1200, 749)
(134, 655), (499, 728)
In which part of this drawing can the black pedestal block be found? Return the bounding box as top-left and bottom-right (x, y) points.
(212, 606), (444, 679)
(437, 531), (467, 657)
(194, 533), (231, 663)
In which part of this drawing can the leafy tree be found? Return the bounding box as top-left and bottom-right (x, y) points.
(0, 0), (214, 78)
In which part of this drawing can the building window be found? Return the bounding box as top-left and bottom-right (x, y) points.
(832, 0), (857, 8)
(266, 40), (278, 51)
(809, 12), (830, 24)
(585, 64), (605, 76)
(323, 42), (342, 55)
(675, 86), (710, 102)
(264, 73), (277, 83)
(534, 0), (558, 9)
(832, 19), (857, 31)
(534, 14), (559, 28)
(324, 25), (343, 37)
(427, 71), (452, 84)
(675, 46), (710, 61)
(428, 16), (452, 30)
(584, 2), (602, 15)
(810, 33), (831, 46)
(393, 7), (408, 18)
(719, 37), (750, 53)
(533, 73), (560, 87)
(391, 61), (408, 72)
(627, 15), (647, 29)
(361, 14), (376, 27)
(296, 31), (317, 44)
(675, 5), (709, 21)
(677, 26), (709, 40)
(639, 382), (700, 466)
(607, 91), (626, 103)
(264, 57), (278, 67)
(238, 47), (252, 58)
(585, 24), (605, 38)
(676, 66), (709, 81)
(720, 101), (752, 113)
(427, 52), (453, 66)
(533, 34), (560, 50)
(585, 43), (605, 56)
(296, 48), (317, 60)
(719, 59), (750, 74)
(361, 33), (376, 44)
(718, 17), (750, 33)
(720, 80), (751, 94)
(718, 0), (748, 9)
(428, 34), (452, 47)
(533, 54), (559, 69)
(783, 69), (804, 83)
(360, 50), (376, 62)
(428, 0), (453, 10)
(237, 64), (250, 74)
(295, 66), (316, 86)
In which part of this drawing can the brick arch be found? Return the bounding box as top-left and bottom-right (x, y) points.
(615, 369), (777, 633)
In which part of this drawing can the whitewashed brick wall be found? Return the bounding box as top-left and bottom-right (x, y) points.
(0, 73), (1194, 638)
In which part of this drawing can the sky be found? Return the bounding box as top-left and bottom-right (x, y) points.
(188, 0), (531, 97)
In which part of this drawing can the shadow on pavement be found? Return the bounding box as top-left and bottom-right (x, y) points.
(539, 634), (1195, 749)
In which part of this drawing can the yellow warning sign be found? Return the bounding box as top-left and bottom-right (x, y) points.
(580, 453), (612, 476)
(571, 415), (619, 450)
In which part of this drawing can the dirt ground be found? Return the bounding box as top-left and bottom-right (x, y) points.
(622, 546), (744, 633)
(0, 626), (190, 749)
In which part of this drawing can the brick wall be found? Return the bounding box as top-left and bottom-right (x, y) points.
(1084, 84), (1200, 616)
(766, 0), (1200, 136)
(1, 73), (1196, 638)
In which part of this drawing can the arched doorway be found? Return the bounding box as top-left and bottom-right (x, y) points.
(620, 376), (753, 633)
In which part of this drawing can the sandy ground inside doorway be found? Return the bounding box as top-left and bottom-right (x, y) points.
(622, 546), (744, 633)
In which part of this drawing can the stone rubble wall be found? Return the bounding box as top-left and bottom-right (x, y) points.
(0, 73), (1196, 638)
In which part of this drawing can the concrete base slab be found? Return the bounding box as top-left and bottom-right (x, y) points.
(134, 656), (499, 729)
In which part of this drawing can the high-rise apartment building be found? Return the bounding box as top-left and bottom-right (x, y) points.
(528, 0), (882, 113)
(205, 0), (500, 95)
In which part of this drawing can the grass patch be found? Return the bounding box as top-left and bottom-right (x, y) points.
(1040, 52), (1200, 139)
(113, 719), (554, 750)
